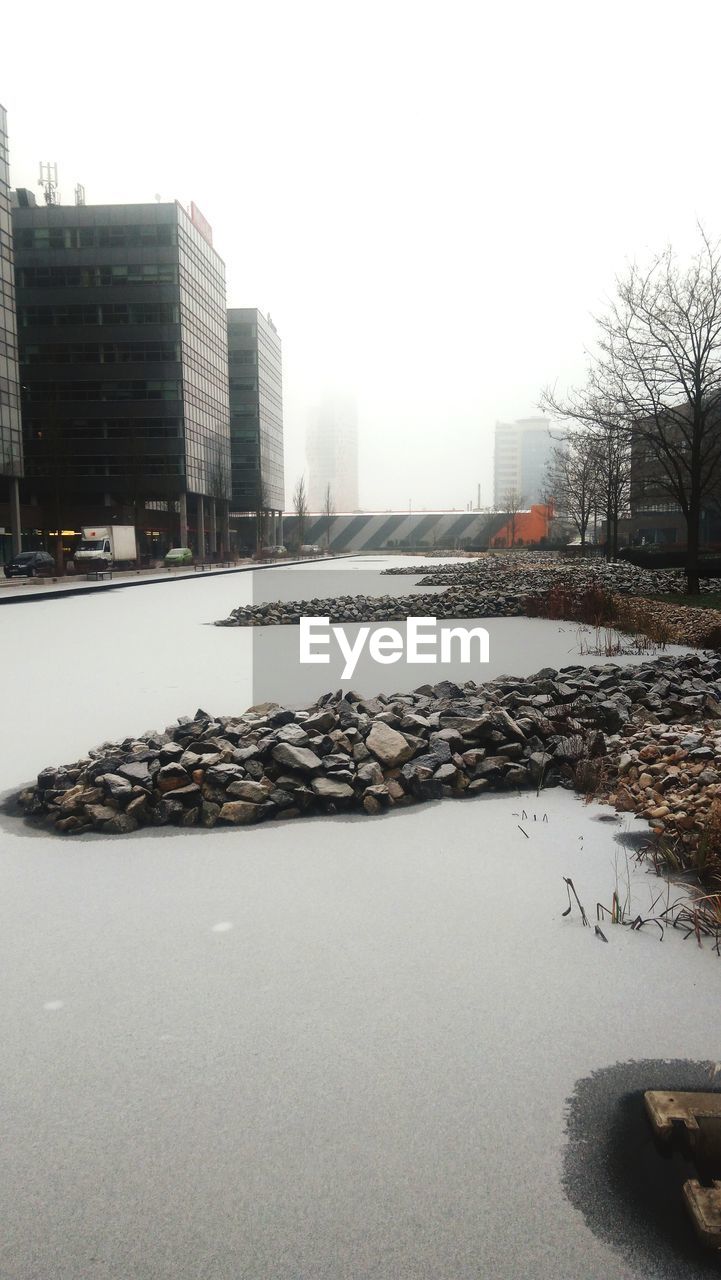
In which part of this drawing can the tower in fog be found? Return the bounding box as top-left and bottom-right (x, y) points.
(306, 394), (359, 511)
(493, 416), (557, 507)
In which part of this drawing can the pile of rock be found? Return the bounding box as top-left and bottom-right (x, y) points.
(383, 553), (716, 596)
(214, 554), (721, 639)
(602, 721), (721, 848)
(215, 589), (528, 627)
(395, 548), (486, 559)
(614, 596), (721, 650)
(14, 652), (721, 839)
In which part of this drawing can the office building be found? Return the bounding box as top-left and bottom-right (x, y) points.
(12, 199), (231, 556)
(307, 393), (359, 511)
(628, 415), (721, 547)
(0, 106), (23, 560)
(227, 307), (284, 546)
(493, 416), (557, 507)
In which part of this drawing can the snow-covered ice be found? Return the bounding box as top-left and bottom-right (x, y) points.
(0, 555), (717, 1279)
(0, 555), (689, 788)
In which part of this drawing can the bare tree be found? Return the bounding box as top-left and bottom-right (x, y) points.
(593, 420), (631, 560)
(502, 486), (523, 548)
(545, 432), (600, 549)
(542, 229), (721, 591)
(292, 474), (308, 552)
(322, 482), (335, 550)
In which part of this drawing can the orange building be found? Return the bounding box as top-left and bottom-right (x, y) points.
(491, 503), (554, 548)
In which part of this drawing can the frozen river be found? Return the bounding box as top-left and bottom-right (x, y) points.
(0, 556), (719, 1279)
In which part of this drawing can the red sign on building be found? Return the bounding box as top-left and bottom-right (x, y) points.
(190, 201), (213, 247)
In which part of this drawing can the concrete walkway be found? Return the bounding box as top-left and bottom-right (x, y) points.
(0, 554), (351, 605)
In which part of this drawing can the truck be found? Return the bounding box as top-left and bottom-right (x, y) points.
(73, 525), (138, 572)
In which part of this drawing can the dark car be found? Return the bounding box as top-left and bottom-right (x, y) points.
(4, 550), (55, 579)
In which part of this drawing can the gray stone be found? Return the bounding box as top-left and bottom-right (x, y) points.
(117, 761), (152, 787)
(84, 803), (118, 824)
(274, 723), (310, 746)
(201, 801), (221, 827)
(102, 813), (139, 834)
(302, 710), (336, 733)
(169, 783), (202, 806)
(528, 751), (553, 779)
(356, 760), (384, 787)
(271, 743), (323, 773)
(205, 763), (247, 786)
(311, 776), (355, 800)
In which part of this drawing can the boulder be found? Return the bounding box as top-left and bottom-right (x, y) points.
(311, 777), (355, 800)
(226, 780), (271, 803)
(169, 783), (202, 806)
(303, 710), (337, 733)
(274, 722), (310, 746)
(102, 813), (139, 835)
(156, 763), (190, 793)
(55, 784), (87, 813)
(366, 721), (414, 767)
(117, 761), (152, 788)
(84, 803), (118, 824)
(356, 760), (384, 787)
(271, 743), (323, 773)
(218, 801), (264, 825)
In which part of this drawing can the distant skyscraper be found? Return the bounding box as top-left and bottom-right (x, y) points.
(493, 416), (557, 507)
(0, 106), (23, 559)
(227, 308), (284, 519)
(306, 394), (359, 511)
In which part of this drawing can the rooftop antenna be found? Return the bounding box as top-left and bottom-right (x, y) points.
(74, 183), (85, 207)
(38, 161), (59, 205)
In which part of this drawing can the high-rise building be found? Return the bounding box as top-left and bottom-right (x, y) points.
(306, 393), (359, 511)
(0, 106), (23, 560)
(12, 199), (231, 556)
(227, 307), (284, 544)
(493, 416), (557, 508)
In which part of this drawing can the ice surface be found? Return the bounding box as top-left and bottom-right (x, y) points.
(0, 556), (716, 1279)
(0, 556), (689, 788)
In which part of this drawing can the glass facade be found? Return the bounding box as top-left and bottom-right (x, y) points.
(0, 106), (22, 480)
(227, 307), (284, 512)
(177, 205), (230, 497)
(12, 201), (231, 506)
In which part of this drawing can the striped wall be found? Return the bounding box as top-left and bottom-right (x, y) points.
(282, 511), (511, 552)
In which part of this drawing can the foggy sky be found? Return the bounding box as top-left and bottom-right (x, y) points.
(2, 0), (720, 510)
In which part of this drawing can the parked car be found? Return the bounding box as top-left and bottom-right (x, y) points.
(260, 545), (287, 558)
(164, 547), (193, 567)
(299, 544), (322, 556)
(4, 550), (55, 579)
